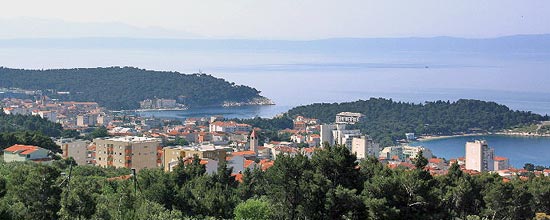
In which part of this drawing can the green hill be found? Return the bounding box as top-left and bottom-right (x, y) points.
(286, 98), (549, 146)
(0, 67), (267, 110)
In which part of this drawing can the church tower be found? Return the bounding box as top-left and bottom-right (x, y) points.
(249, 129), (258, 152)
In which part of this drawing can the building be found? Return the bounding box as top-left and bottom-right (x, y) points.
(97, 114), (111, 126)
(405, 133), (416, 141)
(209, 121), (252, 133)
(162, 145), (227, 172)
(249, 130), (259, 152)
(493, 156), (510, 171)
(140, 98), (177, 109)
(3, 144), (51, 163)
(320, 124), (338, 146)
(332, 127), (361, 149)
(351, 135), (380, 159)
(77, 114), (98, 127)
(335, 112), (365, 125)
(33, 110), (57, 122)
(380, 146), (405, 161)
(56, 138), (92, 165)
(465, 140), (495, 172)
(320, 124), (350, 146)
(94, 136), (161, 171)
(402, 145), (433, 160)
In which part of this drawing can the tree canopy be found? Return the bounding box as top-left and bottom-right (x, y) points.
(1, 145), (550, 219)
(0, 67), (266, 110)
(286, 98), (548, 146)
(0, 112), (62, 137)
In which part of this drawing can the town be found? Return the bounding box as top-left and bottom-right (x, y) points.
(1, 96), (538, 182)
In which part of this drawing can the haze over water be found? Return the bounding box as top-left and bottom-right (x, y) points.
(2, 38), (550, 118)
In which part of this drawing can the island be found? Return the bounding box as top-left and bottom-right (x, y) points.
(0, 66), (273, 110)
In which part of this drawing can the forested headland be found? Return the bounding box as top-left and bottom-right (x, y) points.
(242, 98), (549, 146)
(1, 146), (549, 220)
(0, 67), (267, 110)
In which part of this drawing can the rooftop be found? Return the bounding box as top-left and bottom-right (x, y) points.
(100, 136), (160, 143)
(336, 112), (365, 117)
(4, 144), (43, 155)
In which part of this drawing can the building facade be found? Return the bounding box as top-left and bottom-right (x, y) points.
(351, 135), (380, 159)
(162, 145), (227, 172)
(209, 121), (252, 133)
(56, 138), (92, 165)
(3, 144), (50, 163)
(335, 112), (365, 124)
(465, 140), (495, 172)
(94, 136), (161, 171)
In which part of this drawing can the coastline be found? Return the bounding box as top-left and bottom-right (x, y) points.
(416, 133), (488, 142)
(416, 132), (550, 142)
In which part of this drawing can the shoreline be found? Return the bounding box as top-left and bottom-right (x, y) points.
(416, 132), (550, 142)
(416, 133), (488, 142)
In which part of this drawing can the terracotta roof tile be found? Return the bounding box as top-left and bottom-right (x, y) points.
(4, 144), (41, 155)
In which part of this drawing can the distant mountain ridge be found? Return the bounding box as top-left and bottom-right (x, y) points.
(0, 67), (268, 110)
(1, 34), (549, 54)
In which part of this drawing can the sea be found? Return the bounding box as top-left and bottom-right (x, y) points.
(411, 135), (550, 168)
(2, 38), (550, 165)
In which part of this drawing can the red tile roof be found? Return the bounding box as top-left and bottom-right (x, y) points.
(231, 173), (244, 183)
(494, 156), (508, 161)
(244, 160), (255, 168)
(4, 144), (41, 155)
(231, 151), (256, 156)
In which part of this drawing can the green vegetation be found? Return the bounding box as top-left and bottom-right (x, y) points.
(0, 131), (61, 153)
(164, 137), (190, 146)
(509, 123), (550, 135)
(0, 112), (64, 152)
(0, 112), (63, 137)
(1, 145), (550, 219)
(84, 126), (109, 140)
(0, 67), (266, 110)
(285, 98), (549, 146)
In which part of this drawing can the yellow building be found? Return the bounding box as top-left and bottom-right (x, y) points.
(163, 145), (226, 172)
(94, 136), (161, 171)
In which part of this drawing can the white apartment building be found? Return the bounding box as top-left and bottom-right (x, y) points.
(465, 140), (495, 172)
(209, 121), (252, 133)
(402, 145), (433, 160)
(333, 130), (362, 149)
(335, 112), (365, 124)
(351, 135), (380, 159)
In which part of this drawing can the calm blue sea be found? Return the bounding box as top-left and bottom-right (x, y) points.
(2, 41), (550, 165)
(411, 135), (550, 168)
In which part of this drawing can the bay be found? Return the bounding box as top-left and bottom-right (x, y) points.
(410, 135), (550, 168)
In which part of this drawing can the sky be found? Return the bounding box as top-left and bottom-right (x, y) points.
(1, 0), (550, 39)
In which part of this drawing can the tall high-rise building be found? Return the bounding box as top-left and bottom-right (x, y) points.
(465, 140), (495, 172)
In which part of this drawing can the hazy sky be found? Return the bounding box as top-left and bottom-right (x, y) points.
(1, 0), (550, 39)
